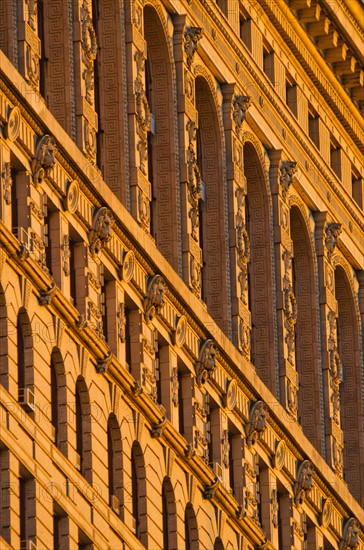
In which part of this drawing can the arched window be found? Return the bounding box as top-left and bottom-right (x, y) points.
(91, 0), (129, 201)
(195, 75), (230, 330)
(214, 539), (224, 550)
(335, 266), (363, 503)
(131, 442), (147, 545)
(290, 206), (322, 451)
(184, 503), (199, 550)
(50, 349), (67, 452)
(243, 142), (275, 392)
(0, 286), (8, 388)
(75, 378), (92, 483)
(107, 414), (123, 517)
(162, 478), (177, 550)
(143, 5), (180, 270)
(17, 309), (34, 405)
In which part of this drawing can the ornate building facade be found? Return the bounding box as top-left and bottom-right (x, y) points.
(0, 0), (363, 548)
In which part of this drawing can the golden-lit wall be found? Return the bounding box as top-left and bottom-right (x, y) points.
(0, 0), (363, 548)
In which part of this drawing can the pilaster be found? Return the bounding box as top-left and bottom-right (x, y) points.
(222, 84), (251, 354)
(314, 211), (343, 478)
(270, 150), (299, 419)
(174, 16), (203, 299)
(73, 0), (98, 164)
(125, 4), (152, 233)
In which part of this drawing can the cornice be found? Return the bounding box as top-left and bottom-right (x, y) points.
(196, 0), (363, 152)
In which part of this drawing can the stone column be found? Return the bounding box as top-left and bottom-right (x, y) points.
(270, 151), (299, 418)
(174, 16), (203, 299)
(314, 212), (344, 477)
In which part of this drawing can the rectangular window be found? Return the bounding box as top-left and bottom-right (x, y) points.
(263, 42), (274, 83)
(308, 105), (320, 148)
(239, 7), (251, 49)
(352, 170), (363, 209)
(286, 75), (298, 117)
(330, 137), (341, 179)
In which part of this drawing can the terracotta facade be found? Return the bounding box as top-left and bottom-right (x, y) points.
(0, 0), (363, 548)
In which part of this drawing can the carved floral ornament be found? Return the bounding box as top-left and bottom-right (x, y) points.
(339, 518), (361, 550)
(195, 339), (218, 386)
(325, 221), (342, 259)
(89, 207), (115, 256)
(184, 26), (203, 68)
(279, 160), (297, 199)
(245, 400), (268, 446)
(294, 460), (314, 507)
(31, 134), (56, 185)
(232, 95), (251, 135)
(143, 274), (167, 323)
